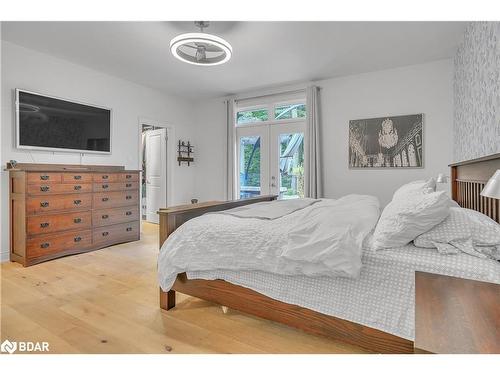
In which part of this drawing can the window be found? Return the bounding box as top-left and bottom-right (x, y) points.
(236, 108), (269, 124)
(275, 103), (306, 120)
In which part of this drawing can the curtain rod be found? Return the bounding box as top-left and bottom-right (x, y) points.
(234, 88), (308, 103)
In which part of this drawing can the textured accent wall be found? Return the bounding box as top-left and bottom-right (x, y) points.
(453, 22), (500, 162)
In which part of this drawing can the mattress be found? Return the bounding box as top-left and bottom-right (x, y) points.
(187, 238), (500, 340)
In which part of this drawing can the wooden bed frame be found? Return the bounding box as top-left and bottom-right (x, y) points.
(158, 153), (500, 354)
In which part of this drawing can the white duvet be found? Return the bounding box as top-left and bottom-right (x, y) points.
(158, 195), (380, 291)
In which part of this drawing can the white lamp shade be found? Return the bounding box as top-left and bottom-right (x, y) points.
(480, 170), (500, 199)
(436, 173), (448, 183)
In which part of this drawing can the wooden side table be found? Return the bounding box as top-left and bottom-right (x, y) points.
(415, 271), (500, 354)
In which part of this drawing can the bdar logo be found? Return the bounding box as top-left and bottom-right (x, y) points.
(1, 339), (17, 354)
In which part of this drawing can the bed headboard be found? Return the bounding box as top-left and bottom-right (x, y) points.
(450, 153), (500, 223)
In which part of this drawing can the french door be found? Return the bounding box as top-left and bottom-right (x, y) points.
(236, 122), (305, 199)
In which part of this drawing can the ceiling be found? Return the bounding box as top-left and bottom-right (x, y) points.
(1, 22), (466, 99)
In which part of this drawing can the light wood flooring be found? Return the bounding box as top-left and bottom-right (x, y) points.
(0, 222), (367, 354)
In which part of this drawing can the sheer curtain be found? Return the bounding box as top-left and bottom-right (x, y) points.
(225, 98), (236, 200)
(305, 86), (322, 198)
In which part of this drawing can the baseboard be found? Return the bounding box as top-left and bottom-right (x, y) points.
(0, 251), (10, 263)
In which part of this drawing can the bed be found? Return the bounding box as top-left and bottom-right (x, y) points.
(157, 154), (500, 353)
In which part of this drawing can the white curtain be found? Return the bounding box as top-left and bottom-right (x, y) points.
(225, 98), (236, 200)
(305, 86), (322, 198)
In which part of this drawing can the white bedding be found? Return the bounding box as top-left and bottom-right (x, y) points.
(216, 197), (320, 219)
(158, 195), (380, 290)
(188, 238), (500, 340)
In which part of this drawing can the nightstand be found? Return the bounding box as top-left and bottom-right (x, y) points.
(414, 272), (500, 354)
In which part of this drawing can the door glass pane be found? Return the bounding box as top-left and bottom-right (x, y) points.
(275, 103), (306, 120)
(236, 108), (268, 124)
(239, 136), (261, 198)
(279, 133), (304, 199)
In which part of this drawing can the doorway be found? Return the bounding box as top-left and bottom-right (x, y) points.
(141, 123), (168, 224)
(236, 122), (305, 199)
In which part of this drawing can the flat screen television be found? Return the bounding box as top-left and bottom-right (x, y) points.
(16, 89), (111, 154)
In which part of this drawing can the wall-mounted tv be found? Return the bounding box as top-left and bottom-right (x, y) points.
(16, 89), (112, 154)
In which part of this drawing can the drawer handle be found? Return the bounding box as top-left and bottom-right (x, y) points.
(74, 185), (82, 190)
(125, 211), (132, 216)
(40, 222), (50, 228)
(102, 214), (109, 219)
(102, 175), (109, 179)
(102, 184), (109, 189)
(74, 175), (82, 180)
(40, 201), (49, 208)
(74, 199), (82, 205)
(126, 227), (132, 232)
(40, 186), (50, 192)
(102, 231), (109, 236)
(40, 242), (50, 249)
(126, 183), (132, 188)
(40, 175), (49, 180)
(126, 175), (132, 179)
(126, 195), (132, 200)
(102, 197), (109, 202)
(74, 236), (82, 242)
(74, 218), (82, 223)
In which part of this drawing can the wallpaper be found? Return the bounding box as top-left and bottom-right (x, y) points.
(453, 22), (500, 162)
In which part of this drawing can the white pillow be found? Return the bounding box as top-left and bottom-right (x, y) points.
(392, 178), (436, 201)
(414, 207), (500, 248)
(372, 190), (451, 249)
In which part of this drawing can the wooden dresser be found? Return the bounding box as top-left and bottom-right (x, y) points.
(8, 163), (140, 266)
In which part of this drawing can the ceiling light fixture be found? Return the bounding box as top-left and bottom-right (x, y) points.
(170, 21), (232, 66)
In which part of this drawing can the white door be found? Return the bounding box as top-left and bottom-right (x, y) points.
(236, 126), (269, 199)
(269, 123), (306, 199)
(236, 122), (305, 199)
(145, 128), (167, 223)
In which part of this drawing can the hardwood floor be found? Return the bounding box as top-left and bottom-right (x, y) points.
(0, 222), (368, 354)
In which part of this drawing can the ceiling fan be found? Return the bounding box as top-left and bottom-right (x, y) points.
(170, 21), (233, 66)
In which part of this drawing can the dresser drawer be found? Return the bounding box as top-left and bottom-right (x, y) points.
(93, 181), (139, 192)
(93, 173), (119, 183)
(93, 206), (139, 227)
(26, 194), (92, 214)
(93, 221), (139, 247)
(118, 172), (139, 182)
(93, 191), (139, 209)
(62, 172), (92, 183)
(27, 230), (92, 259)
(27, 211), (91, 235)
(27, 172), (62, 184)
(27, 183), (92, 195)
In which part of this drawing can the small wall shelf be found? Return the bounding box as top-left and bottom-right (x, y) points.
(177, 140), (194, 166)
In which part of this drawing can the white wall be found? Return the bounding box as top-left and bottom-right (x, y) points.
(193, 59), (454, 207)
(321, 59), (453, 205)
(1, 41), (197, 260)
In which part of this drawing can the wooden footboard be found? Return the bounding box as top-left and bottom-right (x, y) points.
(164, 273), (413, 353)
(157, 194), (413, 353)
